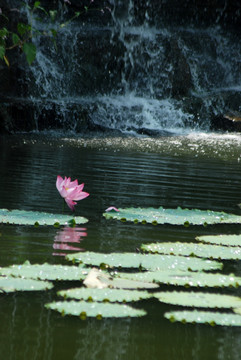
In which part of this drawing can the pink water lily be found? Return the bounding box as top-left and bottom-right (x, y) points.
(56, 175), (89, 211)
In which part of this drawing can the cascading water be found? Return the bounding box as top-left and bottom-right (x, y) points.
(12, 1), (241, 134)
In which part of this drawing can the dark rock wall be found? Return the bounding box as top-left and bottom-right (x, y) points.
(0, 0), (241, 133)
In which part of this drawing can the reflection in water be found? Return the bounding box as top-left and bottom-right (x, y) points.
(4, 295), (241, 360)
(74, 319), (131, 360)
(53, 227), (87, 256)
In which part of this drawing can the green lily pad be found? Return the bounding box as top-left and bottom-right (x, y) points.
(103, 206), (241, 226)
(118, 270), (241, 288)
(83, 268), (159, 289)
(45, 300), (147, 318)
(196, 234), (241, 247)
(66, 251), (222, 272)
(141, 242), (241, 260)
(0, 208), (88, 226)
(155, 291), (241, 308)
(58, 287), (152, 302)
(0, 276), (53, 293)
(0, 261), (89, 281)
(164, 310), (241, 327)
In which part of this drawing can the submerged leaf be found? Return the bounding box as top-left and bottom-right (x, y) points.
(45, 300), (146, 318)
(0, 209), (88, 226)
(58, 287), (151, 302)
(66, 251), (222, 272)
(155, 291), (241, 308)
(103, 206), (241, 225)
(196, 234), (241, 247)
(141, 242), (241, 260)
(0, 276), (53, 293)
(164, 310), (241, 327)
(0, 262), (89, 281)
(118, 270), (241, 288)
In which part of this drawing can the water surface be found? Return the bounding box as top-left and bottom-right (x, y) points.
(0, 132), (241, 360)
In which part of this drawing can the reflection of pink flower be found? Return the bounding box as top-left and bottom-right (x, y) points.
(53, 243), (83, 251)
(53, 226), (87, 257)
(54, 227), (87, 243)
(56, 175), (89, 211)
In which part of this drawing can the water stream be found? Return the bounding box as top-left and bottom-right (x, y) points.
(12, 0), (240, 134)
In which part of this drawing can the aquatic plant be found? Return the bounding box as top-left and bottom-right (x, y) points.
(117, 270), (241, 288)
(155, 291), (241, 309)
(196, 234), (241, 247)
(2, 203), (241, 324)
(0, 208), (88, 226)
(0, 276), (53, 293)
(66, 251), (222, 272)
(103, 206), (241, 225)
(56, 175), (89, 211)
(0, 261), (89, 281)
(164, 310), (241, 327)
(45, 301), (146, 319)
(57, 287), (152, 303)
(141, 242), (241, 260)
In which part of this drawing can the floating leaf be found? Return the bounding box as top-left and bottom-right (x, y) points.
(103, 206), (241, 226)
(45, 300), (146, 318)
(164, 310), (241, 327)
(0, 276), (53, 293)
(196, 234), (241, 247)
(141, 242), (241, 260)
(83, 268), (158, 290)
(66, 251), (222, 272)
(105, 276), (159, 289)
(0, 262), (89, 281)
(155, 291), (241, 309)
(0, 209), (88, 226)
(118, 270), (241, 288)
(58, 287), (151, 302)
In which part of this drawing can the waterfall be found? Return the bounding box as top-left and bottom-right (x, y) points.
(5, 0), (241, 134)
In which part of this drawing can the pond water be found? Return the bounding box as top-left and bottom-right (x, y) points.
(1, 131), (241, 360)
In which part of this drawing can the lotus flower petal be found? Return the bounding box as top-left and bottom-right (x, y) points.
(56, 176), (89, 211)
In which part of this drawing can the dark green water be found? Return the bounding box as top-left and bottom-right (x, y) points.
(1, 133), (241, 360)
